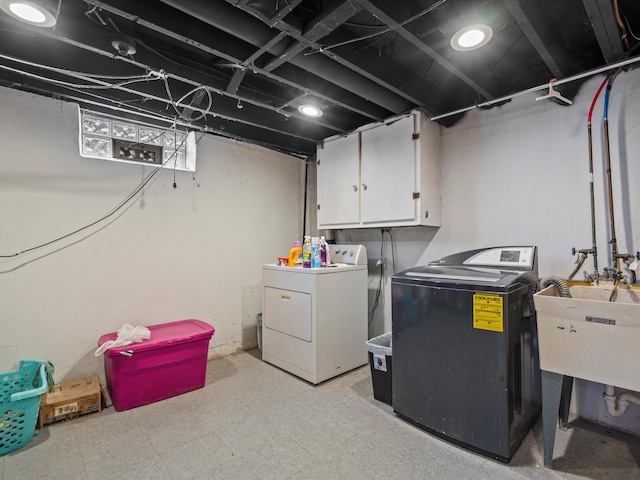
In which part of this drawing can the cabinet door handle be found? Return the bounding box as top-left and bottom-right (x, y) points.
(361, 183), (368, 191)
(352, 185), (358, 192)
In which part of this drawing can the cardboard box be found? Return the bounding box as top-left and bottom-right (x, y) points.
(38, 376), (103, 428)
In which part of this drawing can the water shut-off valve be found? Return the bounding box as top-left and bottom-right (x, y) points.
(568, 247), (592, 281)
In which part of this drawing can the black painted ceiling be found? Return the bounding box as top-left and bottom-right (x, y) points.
(0, 0), (638, 156)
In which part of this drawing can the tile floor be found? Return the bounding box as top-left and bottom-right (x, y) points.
(2, 350), (640, 480)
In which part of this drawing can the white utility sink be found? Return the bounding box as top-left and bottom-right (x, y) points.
(533, 284), (640, 392)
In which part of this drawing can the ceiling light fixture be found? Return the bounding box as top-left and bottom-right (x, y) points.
(0, 0), (57, 27)
(298, 104), (323, 118)
(451, 24), (493, 52)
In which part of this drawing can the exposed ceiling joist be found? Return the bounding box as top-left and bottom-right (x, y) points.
(88, 0), (387, 121)
(262, 0), (363, 72)
(0, 0), (635, 156)
(226, 31), (289, 94)
(503, 0), (568, 79)
(161, 0), (408, 114)
(226, 1), (433, 109)
(582, 0), (625, 63)
(355, 0), (496, 100)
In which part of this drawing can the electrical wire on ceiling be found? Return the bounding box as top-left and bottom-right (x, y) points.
(99, 2), (299, 101)
(0, 56), (317, 143)
(1, 23), (314, 125)
(133, 35), (327, 122)
(622, 11), (640, 41)
(0, 61), (158, 93)
(136, 36), (301, 101)
(80, 2), (318, 108)
(0, 53), (153, 81)
(0, 71), (303, 158)
(306, 0), (448, 55)
(0, 51), (155, 86)
(162, 78), (212, 122)
(0, 134), (188, 259)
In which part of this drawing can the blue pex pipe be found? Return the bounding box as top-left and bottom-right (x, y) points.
(603, 74), (613, 120)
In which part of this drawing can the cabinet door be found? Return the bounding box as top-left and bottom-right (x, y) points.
(360, 114), (416, 224)
(317, 133), (360, 226)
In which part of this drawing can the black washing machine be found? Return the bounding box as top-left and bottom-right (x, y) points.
(391, 246), (540, 462)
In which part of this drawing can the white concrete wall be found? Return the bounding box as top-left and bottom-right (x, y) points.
(338, 68), (640, 434)
(0, 87), (305, 382)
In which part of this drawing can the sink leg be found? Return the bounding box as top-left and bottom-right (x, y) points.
(541, 370), (564, 468)
(559, 376), (574, 430)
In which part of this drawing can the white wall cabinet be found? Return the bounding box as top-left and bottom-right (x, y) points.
(317, 109), (440, 229)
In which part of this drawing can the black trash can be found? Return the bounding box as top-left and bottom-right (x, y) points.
(366, 332), (392, 405)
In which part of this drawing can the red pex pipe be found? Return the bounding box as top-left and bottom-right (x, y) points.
(588, 75), (611, 122)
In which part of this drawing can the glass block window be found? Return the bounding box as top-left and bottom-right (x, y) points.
(112, 122), (137, 141)
(79, 108), (196, 172)
(139, 127), (163, 145)
(163, 131), (186, 149)
(82, 116), (110, 136)
(82, 136), (111, 158)
(163, 149), (186, 169)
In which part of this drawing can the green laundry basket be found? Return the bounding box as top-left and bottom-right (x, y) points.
(1, 361), (50, 456)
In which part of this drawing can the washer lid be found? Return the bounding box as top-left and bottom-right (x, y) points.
(430, 246), (537, 271)
(393, 265), (527, 291)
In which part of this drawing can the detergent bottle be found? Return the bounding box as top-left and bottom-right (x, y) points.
(288, 240), (302, 267)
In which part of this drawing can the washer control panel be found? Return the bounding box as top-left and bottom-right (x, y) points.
(464, 246), (535, 269)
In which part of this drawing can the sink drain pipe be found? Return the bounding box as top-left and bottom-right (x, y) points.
(603, 385), (640, 416)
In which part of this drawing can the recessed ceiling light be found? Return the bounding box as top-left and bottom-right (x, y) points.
(0, 1), (57, 27)
(451, 24), (493, 52)
(298, 104), (323, 118)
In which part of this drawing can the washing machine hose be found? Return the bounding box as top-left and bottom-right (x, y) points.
(538, 276), (571, 297)
(516, 273), (539, 319)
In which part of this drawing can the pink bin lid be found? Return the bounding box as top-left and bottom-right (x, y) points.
(97, 319), (214, 356)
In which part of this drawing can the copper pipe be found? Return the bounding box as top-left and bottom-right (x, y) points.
(587, 122), (599, 275)
(612, 0), (630, 50)
(603, 118), (620, 270)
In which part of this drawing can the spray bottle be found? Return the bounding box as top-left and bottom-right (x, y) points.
(302, 236), (312, 268)
(320, 235), (327, 267)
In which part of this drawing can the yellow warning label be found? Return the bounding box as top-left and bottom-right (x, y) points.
(473, 293), (504, 332)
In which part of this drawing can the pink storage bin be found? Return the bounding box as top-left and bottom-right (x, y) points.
(98, 319), (214, 411)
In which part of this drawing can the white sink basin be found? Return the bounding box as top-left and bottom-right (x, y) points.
(533, 285), (640, 391)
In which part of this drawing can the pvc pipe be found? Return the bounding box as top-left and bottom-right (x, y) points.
(429, 55), (640, 122)
(603, 385), (640, 417)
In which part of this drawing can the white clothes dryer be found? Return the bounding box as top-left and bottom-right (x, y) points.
(262, 245), (368, 384)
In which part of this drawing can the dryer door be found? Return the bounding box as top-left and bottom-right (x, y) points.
(263, 287), (312, 342)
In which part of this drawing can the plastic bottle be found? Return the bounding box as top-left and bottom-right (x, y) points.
(320, 235), (327, 267)
(311, 237), (321, 268)
(302, 236), (312, 268)
(288, 240), (302, 267)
